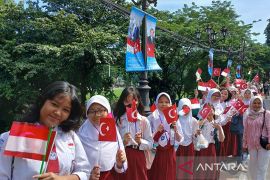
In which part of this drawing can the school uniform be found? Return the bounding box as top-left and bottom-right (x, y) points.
(0, 128), (90, 180)
(148, 109), (184, 180)
(117, 113), (153, 180)
(194, 120), (221, 180)
(77, 119), (127, 180)
(176, 98), (199, 180)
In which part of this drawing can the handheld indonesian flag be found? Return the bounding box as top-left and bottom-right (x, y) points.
(163, 104), (178, 124)
(252, 73), (260, 83)
(198, 82), (208, 91)
(98, 117), (117, 142)
(178, 106), (191, 116)
(213, 68), (221, 77)
(199, 104), (212, 119)
(239, 105), (249, 115)
(196, 68), (202, 81)
(4, 122), (56, 161)
(126, 99), (138, 123)
(207, 79), (218, 89)
(190, 98), (200, 109)
(150, 103), (157, 112)
(221, 68), (230, 77)
(232, 99), (245, 111)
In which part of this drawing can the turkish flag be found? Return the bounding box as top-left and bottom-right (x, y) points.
(199, 104), (212, 119)
(126, 99), (137, 123)
(98, 117), (117, 142)
(239, 105), (249, 115)
(252, 74), (260, 83)
(239, 82), (248, 90)
(232, 99), (245, 110)
(190, 98), (200, 109)
(223, 106), (231, 114)
(163, 104), (178, 124)
(207, 79), (218, 89)
(213, 68), (221, 77)
(150, 103), (157, 112)
(234, 79), (246, 88)
(221, 68), (230, 77)
(178, 106), (191, 116)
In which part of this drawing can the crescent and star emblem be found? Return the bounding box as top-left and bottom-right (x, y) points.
(99, 122), (109, 137)
(168, 109), (176, 119)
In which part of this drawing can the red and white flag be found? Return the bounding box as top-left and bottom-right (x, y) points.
(150, 103), (157, 112)
(196, 68), (202, 81)
(223, 106), (231, 114)
(207, 79), (218, 89)
(163, 104), (178, 124)
(252, 74), (260, 83)
(198, 82), (208, 91)
(239, 105), (249, 115)
(199, 104), (212, 119)
(190, 98), (200, 109)
(221, 68), (230, 77)
(239, 82), (248, 90)
(178, 106), (191, 116)
(234, 79), (246, 88)
(99, 117), (117, 142)
(126, 99), (137, 123)
(4, 122), (56, 161)
(213, 68), (221, 77)
(232, 99), (245, 111)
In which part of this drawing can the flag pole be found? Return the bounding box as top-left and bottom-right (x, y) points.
(39, 127), (53, 175)
(217, 76), (220, 86)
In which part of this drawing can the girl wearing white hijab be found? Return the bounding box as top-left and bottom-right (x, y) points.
(176, 98), (199, 180)
(243, 96), (270, 180)
(77, 95), (127, 180)
(147, 92), (184, 180)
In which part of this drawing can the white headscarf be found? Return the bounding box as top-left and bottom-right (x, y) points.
(205, 88), (224, 116)
(178, 98), (193, 143)
(155, 92), (172, 106)
(245, 96), (264, 119)
(241, 89), (253, 105)
(85, 95), (111, 116)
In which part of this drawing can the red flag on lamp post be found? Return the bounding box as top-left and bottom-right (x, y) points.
(163, 104), (178, 124)
(98, 117), (117, 142)
(213, 68), (221, 77)
(4, 122), (56, 161)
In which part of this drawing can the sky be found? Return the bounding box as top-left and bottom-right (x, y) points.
(151, 0), (270, 44)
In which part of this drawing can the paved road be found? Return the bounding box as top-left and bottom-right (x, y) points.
(219, 97), (270, 180)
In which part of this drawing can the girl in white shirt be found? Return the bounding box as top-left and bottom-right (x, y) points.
(147, 92), (184, 180)
(0, 81), (90, 180)
(113, 86), (153, 180)
(77, 95), (127, 180)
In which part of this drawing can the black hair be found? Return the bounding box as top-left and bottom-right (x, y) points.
(113, 86), (145, 125)
(219, 87), (232, 102)
(21, 81), (82, 132)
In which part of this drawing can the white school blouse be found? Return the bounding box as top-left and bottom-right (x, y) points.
(77, 120), (127, 173)
(201, 121), (220, 144)
(0, 128), (90, 180)
(117, 113), (153, 150)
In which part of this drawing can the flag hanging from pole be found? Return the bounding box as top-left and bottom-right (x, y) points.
(227, 59), (233, 77)
(4, 122), (56, 161)
(208, 48), (214, 76)
(145, 14), (161, 71)
(126, 7), (145, 72)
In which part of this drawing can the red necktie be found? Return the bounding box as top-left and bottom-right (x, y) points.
(46, 144), (60, 173)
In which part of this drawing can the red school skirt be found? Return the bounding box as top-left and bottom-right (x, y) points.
(148, 145), (176, 180)
(117, 147), (148, 180)
(193, 143), (218, 180)
(100, 168), (118, 180)
(176, 143), (195, 180)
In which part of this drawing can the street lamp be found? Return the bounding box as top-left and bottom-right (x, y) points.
(131, 0), (158, 113)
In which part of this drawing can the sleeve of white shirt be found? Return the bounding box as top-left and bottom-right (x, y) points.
(71, 132), (91, 180)
(114, 128), (128, 173)
(175, 120), (184, 145)
(0, 132), (12, 179)
(139, 118), (153, 151)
